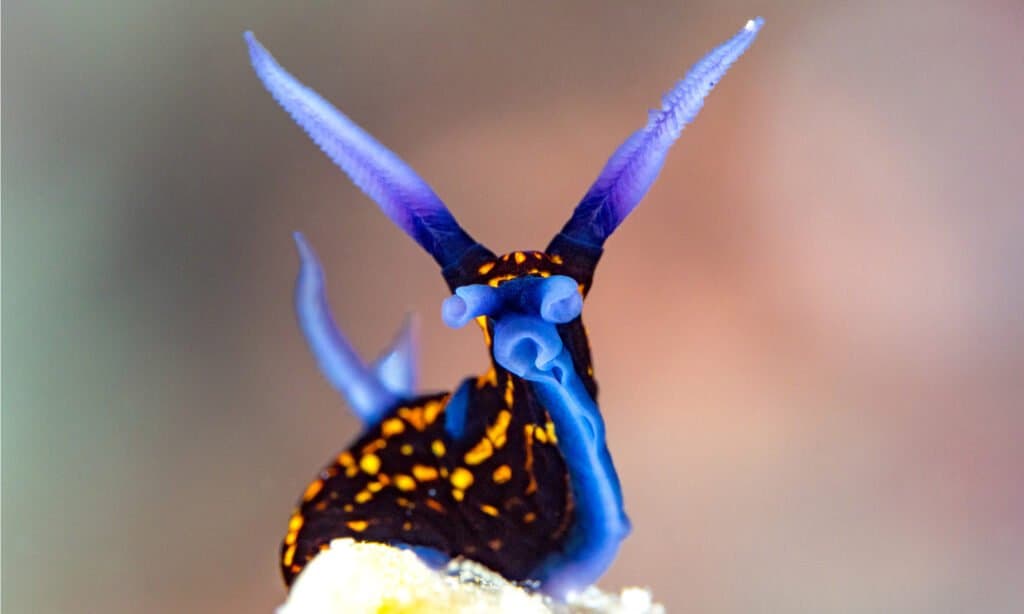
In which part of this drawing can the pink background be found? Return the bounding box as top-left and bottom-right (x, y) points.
(5, 1), (1023, 612)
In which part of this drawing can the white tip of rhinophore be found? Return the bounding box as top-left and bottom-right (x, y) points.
(745, 17), (765, 32)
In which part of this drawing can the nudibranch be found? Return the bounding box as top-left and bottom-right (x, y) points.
(246, 17), (763, 599)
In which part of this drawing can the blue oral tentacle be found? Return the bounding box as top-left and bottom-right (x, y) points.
(293, 232), (399, 425)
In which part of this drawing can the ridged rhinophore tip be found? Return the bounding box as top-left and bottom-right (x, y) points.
(745, 17), (765, 33)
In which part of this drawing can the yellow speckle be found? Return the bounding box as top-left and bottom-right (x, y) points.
(283, 543), (297, 566)
(452, 489), (465, 502)
(587, 365), (594, 376)
(550, 254), (564, 265)
(354, 490), (373, 504)
(314, 500), (328, 512)
(288, 513), (304, 532)
(545, 421), (558, 443)
(480, 504), (499, 517)
(396, 497), (412, 508)
(486, 274), (517, 287)
(400, 444), (414, 456)
(412, 464), (439, 481)
(440, 467), (449, 478)
(403, 521), (413, 530)
(380, 418), (405, 437)
(463, 438), (493, 465)
(345, 466), (358, 477)
(343, 504), (354, 512)
(337, 452), (355, 467)
(431, 439), (446, 458)
(393, 474), (417, 491)
(302, 479), (324, 502)
(513, 251), (526, 264)
(487, 409), (512, 448)
(523, 511), (537, 523)
(359, 454), (381, 475)
(285, 531), (297, 545)
(477, 261), (496, 274)
(503, 378), (515, 408)
(450, 467), (474, 490)
(492, 465), (512, 484)
(346, 520), (368, 532)
(367, 481), (383, 493)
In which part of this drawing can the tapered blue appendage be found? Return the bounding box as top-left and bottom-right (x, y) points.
(293, 232), (398, 424)
(372, 314), (419, 398)
(247, 32), (481, 268)
(557, 18), (764, 248)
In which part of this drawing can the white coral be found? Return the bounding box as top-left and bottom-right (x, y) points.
(277, 539), (663, 614)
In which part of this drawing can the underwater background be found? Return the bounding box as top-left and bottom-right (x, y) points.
(5, 1), (1023, 612)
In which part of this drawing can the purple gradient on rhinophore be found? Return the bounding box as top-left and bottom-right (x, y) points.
(292, 232), (398, 424)
(372, 314), (419, 398)
(246, 32), (480, 268)
(440, 284), (500, 328)
(557, 17), (764, 248)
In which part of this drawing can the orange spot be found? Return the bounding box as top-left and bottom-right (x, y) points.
(480, 504), (499, 517)
(464, 438), (493, 465)
(362, 439), (386, 454)
(345, 466), (358, 477)
(380, 418), (405, 437)
(513, 251), (526, 264)
(492, 465), (512, 484)
(549, 254), (564, 265)
(283, 544), (297, 566)
(450, 467), (474, 490)
(534, 425), (549, 444)
(343, 504), (354, 512)
(503, 378), (515, 408)
(337, 452), (355, 467)
(423, 399), (443, 425)
(403, 521), (413, 531)
(359, 454), (381, 475)
(367, 481), (383, 493)
(475, 366), (497, 389)
(452, 489), (465, 502)
(302, 479), (324, 502)
(377, 473), (391, 486)
(288, 513), (304, 532)
(487, 409), (512, 448)
(488, 538), (503, 550)
(354, 490), (373, 504)
(477, 261), (496, 274)
(523, 512), (537, 523)
(398, 407), (426, 431)
(545, 421), (558, 444)
(523, 426), (538, 494)
(394, 474), (417, 491)
(412, 464), (439, 481)
(314, 501), (328, 511)
(400, 444), (414, 456)
(346, 520), (368, 532)
(431, 440), (447, 457)
(426, 499), (446, 513)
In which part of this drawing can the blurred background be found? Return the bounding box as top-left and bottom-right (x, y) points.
(4, 1), (1023, 612)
